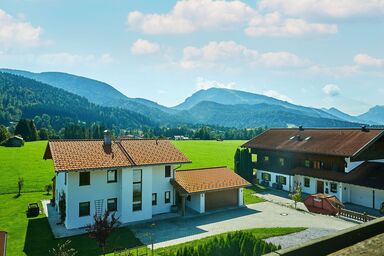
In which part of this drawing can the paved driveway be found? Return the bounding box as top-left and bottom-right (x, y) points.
(131, 202), (355, 249)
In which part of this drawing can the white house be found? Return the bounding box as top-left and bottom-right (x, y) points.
(44, 131), (249, 229)
(243, 127), (384, 210)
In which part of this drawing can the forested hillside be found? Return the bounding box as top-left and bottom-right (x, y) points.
(0, 72), (153, 132)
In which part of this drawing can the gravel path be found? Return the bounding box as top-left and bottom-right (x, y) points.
(264, 228), (337, 249)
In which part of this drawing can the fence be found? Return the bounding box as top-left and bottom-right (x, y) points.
(338, 207), (376, 222)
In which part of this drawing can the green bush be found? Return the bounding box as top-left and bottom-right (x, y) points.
(171, 231), (280, 256)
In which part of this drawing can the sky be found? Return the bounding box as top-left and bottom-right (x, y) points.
(0, 0), (383, 115)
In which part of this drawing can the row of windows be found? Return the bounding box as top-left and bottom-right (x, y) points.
(77, 165), (172, 187)
(79, 198), (117, 217)
(303, 177), (337, 193)
(262, 156), (325, 170)
(152, 191), (171, 205)
(261, 173), (286, 185)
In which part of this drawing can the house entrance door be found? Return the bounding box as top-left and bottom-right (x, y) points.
(317, 180), (324, 194)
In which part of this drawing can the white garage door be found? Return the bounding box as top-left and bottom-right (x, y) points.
(350, 185), (373, 208)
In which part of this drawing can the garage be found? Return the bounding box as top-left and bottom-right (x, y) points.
(205, 189), (238, 211)
(172, 167), (250, 215)
(350, 185), (374, 208)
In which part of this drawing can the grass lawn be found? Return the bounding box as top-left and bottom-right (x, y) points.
(172, 140), (245, 170)
(0, 192), (142, 256)
(0, 141), (53, 194)
(243, 184), (267, 204)
(155, 227), (306, 255)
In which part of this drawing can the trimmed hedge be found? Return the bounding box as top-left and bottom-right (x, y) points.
(173, 231), (280, 256)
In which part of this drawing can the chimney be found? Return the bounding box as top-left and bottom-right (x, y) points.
(361, 125), (369, 132)
(298, 125), (304, 131)
(104, 130), (112, 146)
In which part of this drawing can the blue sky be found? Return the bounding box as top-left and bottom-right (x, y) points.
(1, 0), (383, 115)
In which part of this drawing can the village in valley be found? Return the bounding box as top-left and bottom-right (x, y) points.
(1, 0), (384, 255)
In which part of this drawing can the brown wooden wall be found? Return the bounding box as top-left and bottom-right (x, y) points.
(352, 136), (384, 161)
(250, 148), (345, 172)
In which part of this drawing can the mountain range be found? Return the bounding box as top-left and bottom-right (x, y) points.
(1, 68), (383, 128)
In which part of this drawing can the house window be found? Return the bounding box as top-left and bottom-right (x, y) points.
(279, 158), (285, 167)
(304, 160), (311, 168)
(330, 183), (337, 193)
(165, 191), (171, 204)
(79, 172), (90, 186)
(187, 195), (191, 201)
(276, 175), (287, 185)
(133, 169), (142, 211)
(64, 172), (67, 185)
(165, 166), (171, 178)
(152, 193), (157, 206)
(264, 156), (269, 162)
(79, 202), (90, 217)
(304, 178), (310, 187)
(107, 198), (117, 212)
(261, 172), (271, 181)
(107, 170), (117, 183)
(313, 161), (322, 169)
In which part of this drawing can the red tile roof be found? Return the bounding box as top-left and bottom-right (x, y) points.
(172, 167), (250, 194)
(243, 128), (384, 157)
(44, 139), (191, 172)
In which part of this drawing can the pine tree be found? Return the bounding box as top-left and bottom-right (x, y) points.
(0, 125), (9, 143)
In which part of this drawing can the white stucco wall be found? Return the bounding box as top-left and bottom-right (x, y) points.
(238, 188), (244, 206)
(257, 170), (292, 192)
(64, 164), (176, 229)
(55, 172), (67, 208)
(151, 165), (175, 215)
(186, 193), (205, 213)
(66, 169), (121, 229)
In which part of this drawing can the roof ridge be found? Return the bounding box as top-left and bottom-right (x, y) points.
(115, 140), (136, 166)
(177, 166), (228, 172)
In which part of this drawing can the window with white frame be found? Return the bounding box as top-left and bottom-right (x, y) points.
(107, 169), (117, 183)
(164, 191), (171, 204)
(330, 183), (337, 193)
(304, 178), (310, 187)
(107, 198), (117, 212)
(133, 169), (142, 211)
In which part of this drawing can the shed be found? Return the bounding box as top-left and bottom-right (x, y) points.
(3, 136), (24, 147)
(304, 193), (344, 215)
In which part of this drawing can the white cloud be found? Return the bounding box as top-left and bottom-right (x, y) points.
(257, 0), (384, 19)
(307, 65), (359, 77)
(322, 84), (341, 97)
(126, 0), (335, 37)
(354, 54), (384, 67)
(263, 90), (293, 103)
(0, 9), (43, 48)
(245, 12), (337, 37)
(180, 41), (306, 69)
(127, 0), (254, 34)
(131, 39), (160, 55)
(196, 77), (236, 90)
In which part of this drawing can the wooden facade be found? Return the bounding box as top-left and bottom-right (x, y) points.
(250, 148), (346, 174)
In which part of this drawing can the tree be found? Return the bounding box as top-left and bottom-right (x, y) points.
(45, 184), (53, 195)
(0, 125), (9, 143)
(86, 211), (119, 255)
(289, 185), (302, 209)
(39, 128), (49, 140)
(59, 191), (66, 224)
(234, 148), (253, 182)
(49, 240), (78, 256)
(17, 177), (24, 196)
(14, 119), (38, 141)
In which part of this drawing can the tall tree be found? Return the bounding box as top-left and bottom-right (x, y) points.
(14, 119), (38, 141)
(0, 125), (9, 142)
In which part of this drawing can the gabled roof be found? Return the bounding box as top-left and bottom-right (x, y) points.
(172, 166), (250, 194)
(44, 139), (191, 172)
(242, 128), (384, 157)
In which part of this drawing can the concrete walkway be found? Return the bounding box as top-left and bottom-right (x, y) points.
(131, 201), (355, 249)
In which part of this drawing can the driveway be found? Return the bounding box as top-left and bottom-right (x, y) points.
(131, 201), (355, 249)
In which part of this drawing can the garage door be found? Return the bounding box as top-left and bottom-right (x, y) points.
(205, 189), (238, 211)
(350, 185), (373, 208)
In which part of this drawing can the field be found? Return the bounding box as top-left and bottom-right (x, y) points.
(0, 140), (269, 255)
(171, 140), (245, 170)
(0, 141), (53, 194)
